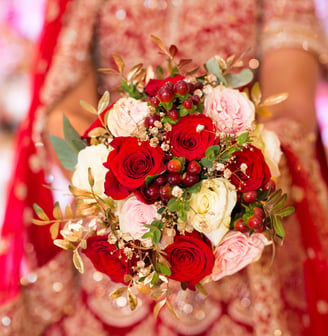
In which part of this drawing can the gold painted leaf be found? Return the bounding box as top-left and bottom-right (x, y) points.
(261, 93), (288, 107)
(256, 106), (272, 117)
(98, 91), (110, 114)
(112, 54), (125, 75)
(33, 204), (50, 221)
(195, 282), (208, 296)
(251, 82), (261, 106)
(65, 204), (74, 219)
(53, 202), (63, 220)
(32, 218), (52, 226)
(127, 289), (138, 311)
(150, 35), (169, 56)
(135, 283), (151, 295)
(127, 63), (144, 82)
(153, 299), (166, 318)
(80, 100), (97, 115)
(124, 274), (133, 283)
(73, 249), (84, 273)
(97, 67), (120, 74)
(53, 239), (75, 250)
(109, 286), (127, 299)
(88, 167), (95, 188)
(50, 222), (60, 240)
(166, 299), (180, 320)
(87, 127), (107, 138)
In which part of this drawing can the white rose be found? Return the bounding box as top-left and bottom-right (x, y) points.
(203, 86), (255, 134)
(72, 144), (110, 197)
(107, 97), (150, 136)
(186, 178), (237, 245)
(118, 195), (160, 241)
(253, 124), (282, 177)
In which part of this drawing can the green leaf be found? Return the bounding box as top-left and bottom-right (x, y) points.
(185, 181), (202, 194)
(158, 263), (171, 276)
(33, 203), (50, 221)
(142, 232), (153, 239)
(237, 132), (250, 145)
(157, 207), (166, 214)
(272, 193), (287, 211)
(167, 198), (179, 212)
(63, 114), (87, 153)
(205, 145), (221, 161)
(205, 57), (227, 85)
(49, 134), (77, 171)
(225, 68), (254, 88)
(274, 206), (295, 217)
(151, 271), (159, 285)
(152, 228), (162, 245)
(272, 216), (285, 238)
(200, 157), (213, 168)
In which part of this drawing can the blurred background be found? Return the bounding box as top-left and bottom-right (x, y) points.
(0, 0), (327, 225)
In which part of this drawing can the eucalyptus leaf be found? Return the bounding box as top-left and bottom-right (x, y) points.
(225, 68), (254, 88)
(63, 114), (87, 153)
(49, 134), (77, 171)
(205, 57), (227, 85)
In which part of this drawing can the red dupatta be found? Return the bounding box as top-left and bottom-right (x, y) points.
(0, 0), (72, 304)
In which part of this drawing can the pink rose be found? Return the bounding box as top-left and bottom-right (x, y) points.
(211, 231), (267, 281)
(203, 86), (255, 134)
(118, 195), (160, 241)
(107, 97), (150, 137)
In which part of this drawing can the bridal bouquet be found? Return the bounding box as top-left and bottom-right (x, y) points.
(33, 37), (293, 313)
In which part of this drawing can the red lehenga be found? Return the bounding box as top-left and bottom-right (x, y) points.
(1, 0), (328, 335)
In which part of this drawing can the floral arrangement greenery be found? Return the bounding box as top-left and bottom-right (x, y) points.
(33, 36), (293, 315)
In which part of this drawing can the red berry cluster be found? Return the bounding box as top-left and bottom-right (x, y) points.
(145, 158), (202, 204)
(233, 179), (276, 233)
(150, 80), (203, 122)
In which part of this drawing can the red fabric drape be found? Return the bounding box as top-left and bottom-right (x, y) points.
(283, 144), (328, 336)
(0, 0), (72, 304)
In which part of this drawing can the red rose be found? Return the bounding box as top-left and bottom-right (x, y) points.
(227, 144), (271, 192)
(145, 75), (185, 96)
(83, 235), (136, 284)
(164, 232), (214, 287)
(104, 137), (165, 199)
(166, 114), (217, 160)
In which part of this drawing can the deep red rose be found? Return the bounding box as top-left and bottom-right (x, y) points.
(227, 144), (271, 192)
(104, 137), (165, 199)
(166, 114), (217, 160)
(83, 235), (137, 284)
(164, 231), (214, 287)
(145, 75), (185, 96)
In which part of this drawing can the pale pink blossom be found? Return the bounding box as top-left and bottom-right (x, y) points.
(203, 86), (255, 134)
(211, 231), (268, 281)
(118, 195), (159, 241)
(107, 97), (150, 136)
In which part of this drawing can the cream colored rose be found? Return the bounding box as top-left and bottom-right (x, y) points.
(186, 178), (237, 245)
(107, 97), (150, 136)
(253, 124), (282, 177)
(118, 195), (160, 241)
(72, 144), (110, 197)
(211, 231), (268, 281)
(203, 86), (255, 134)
